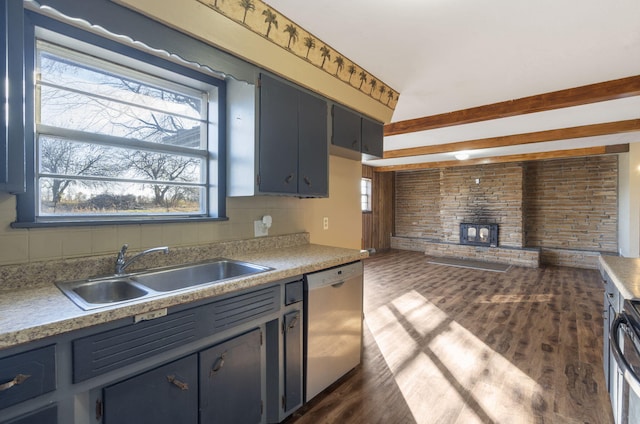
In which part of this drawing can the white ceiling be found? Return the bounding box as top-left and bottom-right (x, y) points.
(264, 0), (640, 168)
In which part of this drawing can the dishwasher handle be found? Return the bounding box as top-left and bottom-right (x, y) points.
(305, 262), (363, 290)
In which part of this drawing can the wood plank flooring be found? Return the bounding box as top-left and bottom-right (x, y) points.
(286, 250), (613, 424)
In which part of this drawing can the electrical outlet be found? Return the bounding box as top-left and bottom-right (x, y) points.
(323, 217), (329, 230)
(254, 220), (268, 237)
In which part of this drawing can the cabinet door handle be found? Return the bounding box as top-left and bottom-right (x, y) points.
(166, 375), (189, 391)
(303, 176), (311, 186)
(210, 353), (226, 376)
(0, 374), (30, 392)
(285, 174), (294, 184)
(286, 315), (299, 332)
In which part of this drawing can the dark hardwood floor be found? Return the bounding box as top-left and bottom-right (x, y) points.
(287, 249), (613, 424)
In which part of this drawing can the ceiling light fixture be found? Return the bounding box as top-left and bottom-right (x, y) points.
(454, 152), (470, 160)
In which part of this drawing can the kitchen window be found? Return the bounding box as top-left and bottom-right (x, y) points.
(15, 13), (225, 226)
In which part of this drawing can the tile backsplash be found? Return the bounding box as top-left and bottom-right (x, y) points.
(0, 193), (306, 266)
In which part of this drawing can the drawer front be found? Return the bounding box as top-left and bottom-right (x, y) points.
(285, 280), (303, 305)
(204, 285), (281, 332)
(73, 310), (197, 383)
(1, 405), (57, 424)
(73, 285), (280, 382)
(604, 274), (621, 313)
(0, 345), (56, 410)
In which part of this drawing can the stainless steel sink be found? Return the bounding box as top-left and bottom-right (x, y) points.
(132, 260), (272, 292)
(58, 278), (149, 310)
(56, 259), (272, 310)
(72, 279), (148, 304)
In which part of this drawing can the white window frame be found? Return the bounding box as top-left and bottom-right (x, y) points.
(361, 177), (372, 212)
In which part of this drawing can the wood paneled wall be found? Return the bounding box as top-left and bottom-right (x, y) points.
(362, 166), (394, 251)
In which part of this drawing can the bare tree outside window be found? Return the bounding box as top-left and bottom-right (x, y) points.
(35, 41), (213, 217)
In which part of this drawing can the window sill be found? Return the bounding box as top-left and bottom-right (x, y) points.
(11, 216), (229, 228)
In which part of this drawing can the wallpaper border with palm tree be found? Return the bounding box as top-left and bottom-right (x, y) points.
(196, 0), (399, 110)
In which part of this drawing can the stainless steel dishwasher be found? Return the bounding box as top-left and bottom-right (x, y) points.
(304, 261), (363, 402)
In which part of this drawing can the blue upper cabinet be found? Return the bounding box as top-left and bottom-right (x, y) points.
(331, 104), (361, 153)
(331, 104), (384, 160)
(258, 74), (328, 197)
(297, 90), (328, 197)
(0, 0), (25, 193)
(361, 116), (384, 160)
(259, 74), (300, 195)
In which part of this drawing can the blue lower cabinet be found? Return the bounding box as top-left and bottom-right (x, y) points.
(0, 345), (56, 410)
(102, 355), (198, 424)
(199, 328), (262, 423)
(0, 405), (57, 424)
(283, 311), (302, 413)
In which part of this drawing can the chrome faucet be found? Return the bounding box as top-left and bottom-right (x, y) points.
(115, 244), (169, 275)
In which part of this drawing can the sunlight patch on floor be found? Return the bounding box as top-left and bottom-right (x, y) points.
(365, 290), (544, 424)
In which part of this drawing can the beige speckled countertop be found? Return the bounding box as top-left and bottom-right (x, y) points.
(0, 236), (368, 350)
(599, 255), (640, 299)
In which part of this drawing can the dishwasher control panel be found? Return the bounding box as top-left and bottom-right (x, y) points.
(305, 261), (363, 288)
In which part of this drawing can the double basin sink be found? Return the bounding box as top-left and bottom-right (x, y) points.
(56, 259), (272, 310)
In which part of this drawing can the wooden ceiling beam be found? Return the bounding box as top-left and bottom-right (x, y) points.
(383, 119), (640, 159)
(373, 144), (630, 172)
(384, 75), (640, 136)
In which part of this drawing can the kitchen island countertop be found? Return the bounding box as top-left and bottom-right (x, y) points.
(599, 255), (640, 299)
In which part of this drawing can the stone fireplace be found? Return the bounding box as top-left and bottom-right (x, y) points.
(390, 157), (618, 269)
(460, 223), (498, 247)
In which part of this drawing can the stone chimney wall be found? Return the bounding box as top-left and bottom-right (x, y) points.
(524, 156), (618, 253)
(439, 163), (524, 247)
(393, 155), (619, 267)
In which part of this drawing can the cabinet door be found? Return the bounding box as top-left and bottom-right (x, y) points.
(200, 328), (262, 424)
(103, 355), (198, 424)
(361, 116), (384, 159)
(331, 104), (361, 152)
(1, 405), (57, 424)
(0, 0), (25, 193)
(298, 92), (327, 197)
(603, 291), (610, 393)
(259, 74), (298, 194)
(609, 301), (619, 411)
(0, 345), (56, 410)
(283, 310), (302, 413)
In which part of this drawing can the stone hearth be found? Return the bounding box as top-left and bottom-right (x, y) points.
(390, 236), (540, 268)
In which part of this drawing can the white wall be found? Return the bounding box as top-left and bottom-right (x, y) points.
(618, 142), (640, 257)
(301, 156), (363, 250)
